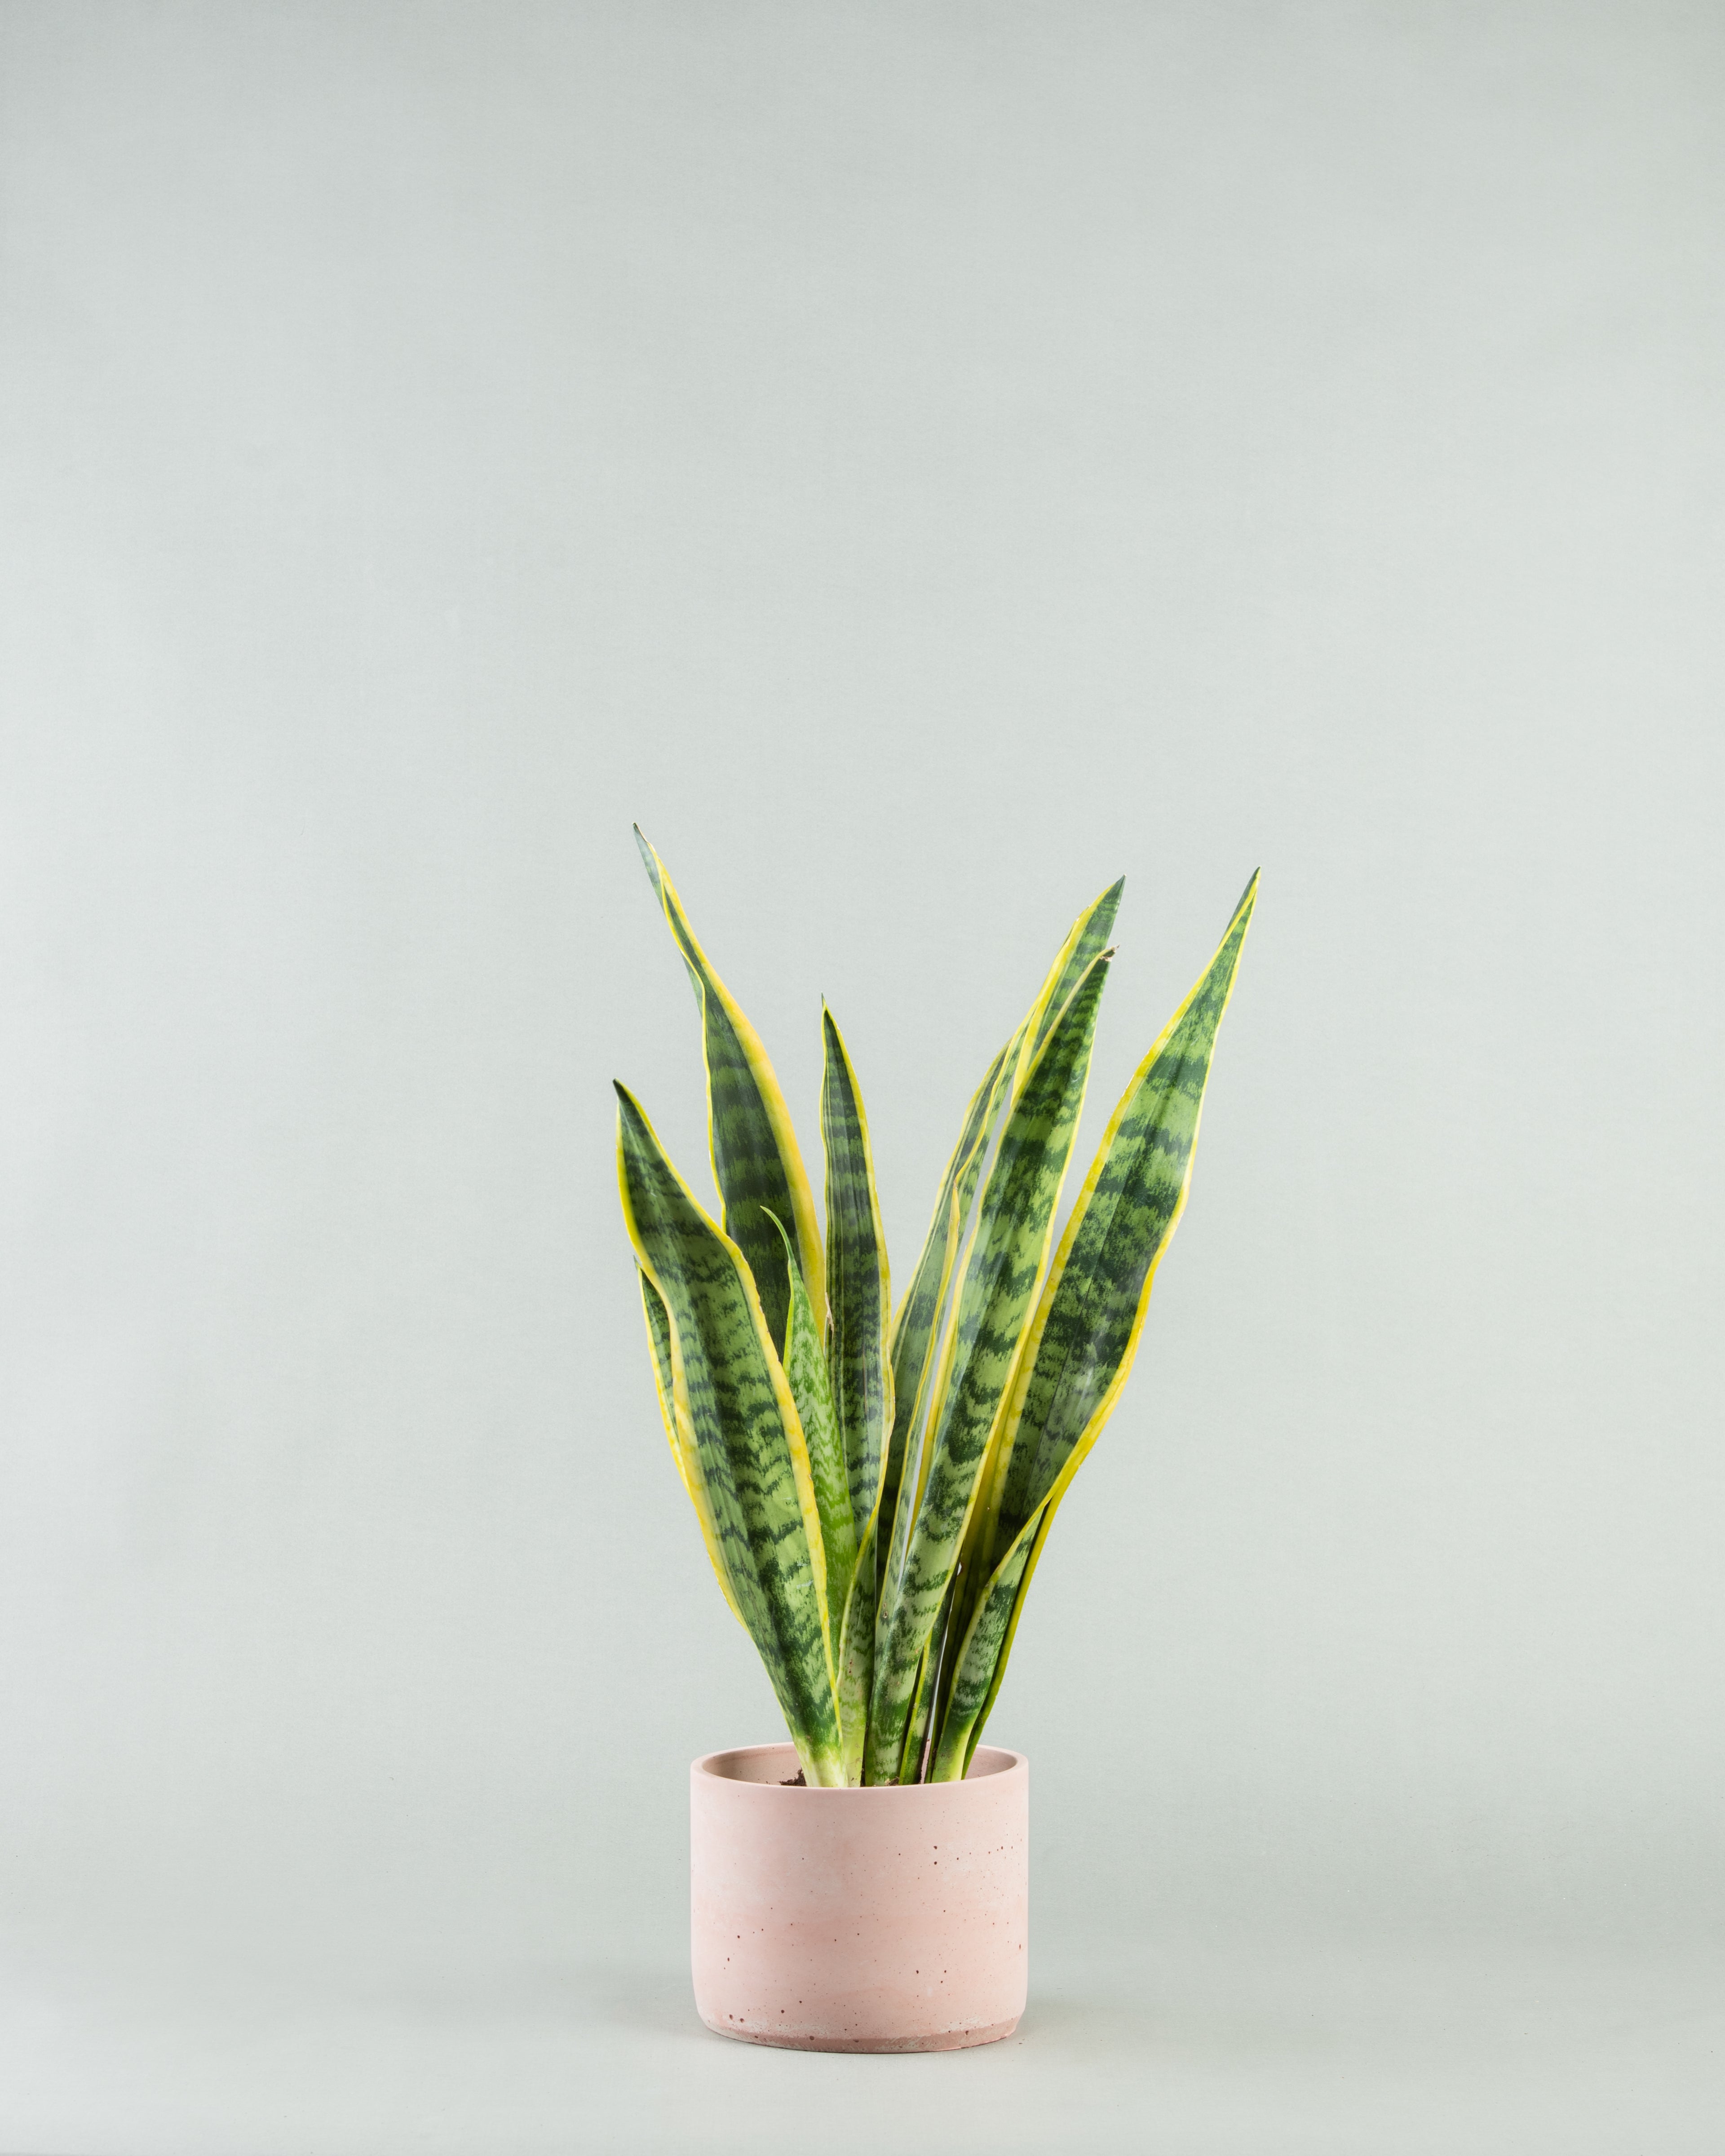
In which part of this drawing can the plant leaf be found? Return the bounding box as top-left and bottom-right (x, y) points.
(898, 1566), (967, 1782)
(876, 1040), (1010, 1619)
(638, 1269), (743, 1627)
(898, 1633), (937, 1783)
(615, 1084), (844, 1784)
(1013, 875), (1123, 1093)
(820, 1008), (894, 1545)
(872, 877), (1121, 1642)
(937, 873), (1260, 1774)
(766, 1208), (855, 1665)
(930, 1522), (1035, 1781)
(865, 949), (1112, 1783)
(634, 828), (822, 1355)
(835, 1515), (876, 1786)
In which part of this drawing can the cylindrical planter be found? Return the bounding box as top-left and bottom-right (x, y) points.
(690, 1742), (1028, 2054)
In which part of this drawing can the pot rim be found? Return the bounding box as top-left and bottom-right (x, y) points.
(692, 1741), (1026, 1793)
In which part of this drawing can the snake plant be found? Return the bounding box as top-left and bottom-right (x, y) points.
(616, 831), (1256, 1787)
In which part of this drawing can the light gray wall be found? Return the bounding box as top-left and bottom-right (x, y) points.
(1, 2), (1721, 2000)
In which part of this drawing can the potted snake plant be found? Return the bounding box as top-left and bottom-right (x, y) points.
(616, 830), (1256, 2051)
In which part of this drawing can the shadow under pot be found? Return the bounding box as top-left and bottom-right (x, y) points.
(689, 1743), (1029, 2053)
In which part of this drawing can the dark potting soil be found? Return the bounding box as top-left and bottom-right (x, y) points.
(779, 1771), (806, 1787)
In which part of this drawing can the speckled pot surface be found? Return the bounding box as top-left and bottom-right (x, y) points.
(690, 1742), (1028, 2053)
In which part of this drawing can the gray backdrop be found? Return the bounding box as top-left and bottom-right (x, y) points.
(1, 4), (1721, 2149)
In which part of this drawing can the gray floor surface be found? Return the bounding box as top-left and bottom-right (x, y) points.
(3, 1940), (1720, 2155)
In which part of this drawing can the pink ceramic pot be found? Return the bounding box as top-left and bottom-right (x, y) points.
(690, 1742), (1028, 2053)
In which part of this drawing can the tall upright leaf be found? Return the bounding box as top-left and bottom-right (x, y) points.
(866, 951), (1113, 1782)
(835, 1516), (876, 1784)
(1013, 876), (1123, 1090)
(615, 1085), (843, 1785)
(876, 1041), (1009, 1611)
(933, 874), (1260, 1776)
(875, 877), (1122, 1616)
(929, 1520), (1036, 1782)
(820, 1008), (893, 1541)
(767, 1210), (855, 1665)
(819, 1009), (893, 1761)
(638, 1269), (743, 1627)
(897, 1589), (948, 1784)
(634, 829), (822, 1353)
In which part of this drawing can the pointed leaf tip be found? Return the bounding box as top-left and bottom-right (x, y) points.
(613, 1080), (651, 1136)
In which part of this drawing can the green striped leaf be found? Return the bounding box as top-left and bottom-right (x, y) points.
(865, 950), (1113, 1783)
(835, 1515), (876, 1785)
(766, 1209), (855, 1665)
(899, 1567), (967, 1782)
(634, 829), (822, 1355)
(874, 878), (1121, 1623)
(638, 1269), (743, 1627)
(1014, 876), (1124, 1090)
(820, 1009), (893, 1544)
(897, 1630), (938, 1784)
(615, 1084), (844, 1785)
(898, 880), (1123, 1502)
(930, 1523), (1035, 1781)
(876, 1040), (1010, 1616)
(936, 874), (1259, 1775)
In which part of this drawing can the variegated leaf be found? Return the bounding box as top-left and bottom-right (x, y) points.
(874, 878), (1121, 1629)
(767, 1209), (856, 1664)
(935, 874), (1259, 1775)
(821, 1008), (893, 1543)
(1013, 876), (1123, 1092)
(639, 1269), (743, 1626)
(835, 1515), (876, 1786)
(876, 1040), (1009, 1614)
(865, 951), (1112, 1782)
(930, 1523), (1035, 1781)
(634, 829), (822, 1354)
(615, 1085), (844, 1784)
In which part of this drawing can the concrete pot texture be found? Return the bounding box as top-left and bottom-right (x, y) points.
(690, 1742), (1029, 2053)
